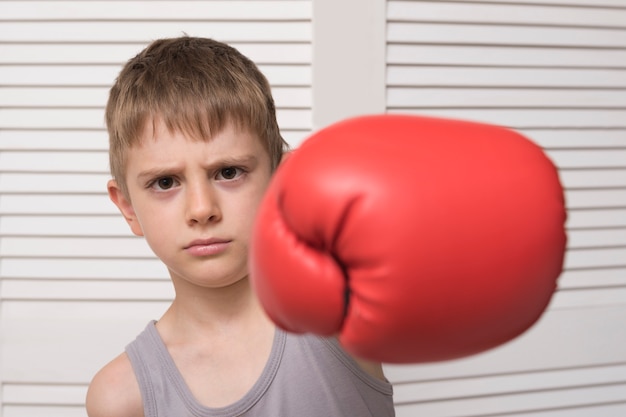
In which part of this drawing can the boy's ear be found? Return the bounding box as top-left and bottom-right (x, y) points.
(107, 179), (144, 237)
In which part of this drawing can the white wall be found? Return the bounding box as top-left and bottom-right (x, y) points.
(1, 0), (625, 416)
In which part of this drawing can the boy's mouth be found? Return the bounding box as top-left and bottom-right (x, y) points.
(184, 238), (231, 256)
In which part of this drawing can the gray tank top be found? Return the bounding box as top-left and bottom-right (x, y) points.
(126, 321), (394, 416)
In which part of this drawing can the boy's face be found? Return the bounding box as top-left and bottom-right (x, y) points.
(108, 119), (273, 289)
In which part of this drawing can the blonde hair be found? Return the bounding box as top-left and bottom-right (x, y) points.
(106, 36), (287, 196)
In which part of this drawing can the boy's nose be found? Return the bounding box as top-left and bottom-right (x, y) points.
(185, 183), (222, 225)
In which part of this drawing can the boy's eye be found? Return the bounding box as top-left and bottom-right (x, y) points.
(218, 167), (242, 180)
(154, 177), (176, 190)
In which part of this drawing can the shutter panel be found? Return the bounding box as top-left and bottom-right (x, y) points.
(0, 1), (312, 415)
(385, 1), (626, 416)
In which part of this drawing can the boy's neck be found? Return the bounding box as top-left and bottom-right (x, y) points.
(157, 275), (272, 343)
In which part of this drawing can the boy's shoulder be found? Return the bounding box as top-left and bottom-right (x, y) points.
(86, 352), (144, 417)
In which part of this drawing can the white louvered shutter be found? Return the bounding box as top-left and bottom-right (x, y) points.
(0, 1), (312, 415)
(384, 1), (626, 416)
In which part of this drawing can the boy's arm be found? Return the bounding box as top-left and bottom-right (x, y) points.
(86, 353), (144, 417)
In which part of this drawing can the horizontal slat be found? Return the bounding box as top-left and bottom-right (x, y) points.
(428, 403), (626, 417)
(0, 173), (110, 193)
(0, 87), (108, 106)
(387, 1), (626, 27)
(3, 405), (85, 417)
(0, 258), (166, 280)
(0, 130), (108, 151)
(0, 109), (107, 130)
(0, 64), (312, 87)
(387, 88), (626, 108)
(0, 65), (120, 87)
(394, 383), (626, 417)
(567, 228), (626, 248)
(0, 86), (311, 108)
(547, 150), (626, 169)
(559, 266), (626, 289)
(387, 66), (626, 88)
(567, 208), (626, 228)
(520, 129), (626, 149)
(0, 151), (108, 173)
(0, 194), (125, 215)
(387, 108), (626, 129)
(0, 21), (311, 42)
(560, 169), (626, 189)
(0, 108), (312, 130)
(2, 279), (174, 301)
(387, 44), (626, 68)
(553, 286), (626, 309)
(0, 215), (130, 237)
(0, 1), (311, 20)
(566, 188), (626, 209)
(0, 236), (154, 258)
(446, 0), (626, 6)
(0, 43), (312, 65)
(388, 23), (626, 48)
(564, 247), (626, 269)
(0, 128), (309, 152)
(2, 299), (167, 320)
(258, 65), (312, 87)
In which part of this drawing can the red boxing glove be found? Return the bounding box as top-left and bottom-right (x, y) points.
(250, 114), (566, 363)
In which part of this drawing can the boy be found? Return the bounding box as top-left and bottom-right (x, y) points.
(86, 36), (394, 416)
